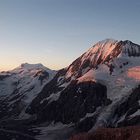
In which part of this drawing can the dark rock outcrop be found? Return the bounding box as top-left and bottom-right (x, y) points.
(27, 81), (111, 124)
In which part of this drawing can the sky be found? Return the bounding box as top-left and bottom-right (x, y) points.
(0, 0), (140, 71)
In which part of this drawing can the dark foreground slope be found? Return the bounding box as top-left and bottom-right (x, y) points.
(70, 126), (140, 140)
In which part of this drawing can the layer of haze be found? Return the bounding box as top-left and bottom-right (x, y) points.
(0, 0), (140, 71)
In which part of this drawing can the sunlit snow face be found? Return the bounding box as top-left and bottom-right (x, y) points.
(127, 66), (140, 80)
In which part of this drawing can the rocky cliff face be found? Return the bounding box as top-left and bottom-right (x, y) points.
(28, 81), (110, 124)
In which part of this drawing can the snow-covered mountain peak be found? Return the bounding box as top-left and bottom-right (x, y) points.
(87, 39), (140, 60)
(0, 63), (56, 115)
(66, 39), (140, 79)
(86, 39), (140, 60)
(14, 63), (49, 71)
(120, 40), (140, 57)
(8, 63), (55, 77)
(20, 63), (44, 69)
(97, 38), (118, 45)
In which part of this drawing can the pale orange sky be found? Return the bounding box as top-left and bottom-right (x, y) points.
(1, 0), (140, 71)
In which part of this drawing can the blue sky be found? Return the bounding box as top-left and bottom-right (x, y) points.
(0, 0), (140, 70)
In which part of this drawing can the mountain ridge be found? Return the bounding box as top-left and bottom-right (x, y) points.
(0, 63), (56, 120)
(0, 39), (140, 140)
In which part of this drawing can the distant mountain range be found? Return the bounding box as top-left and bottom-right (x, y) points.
(0, 39), (140, 140)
